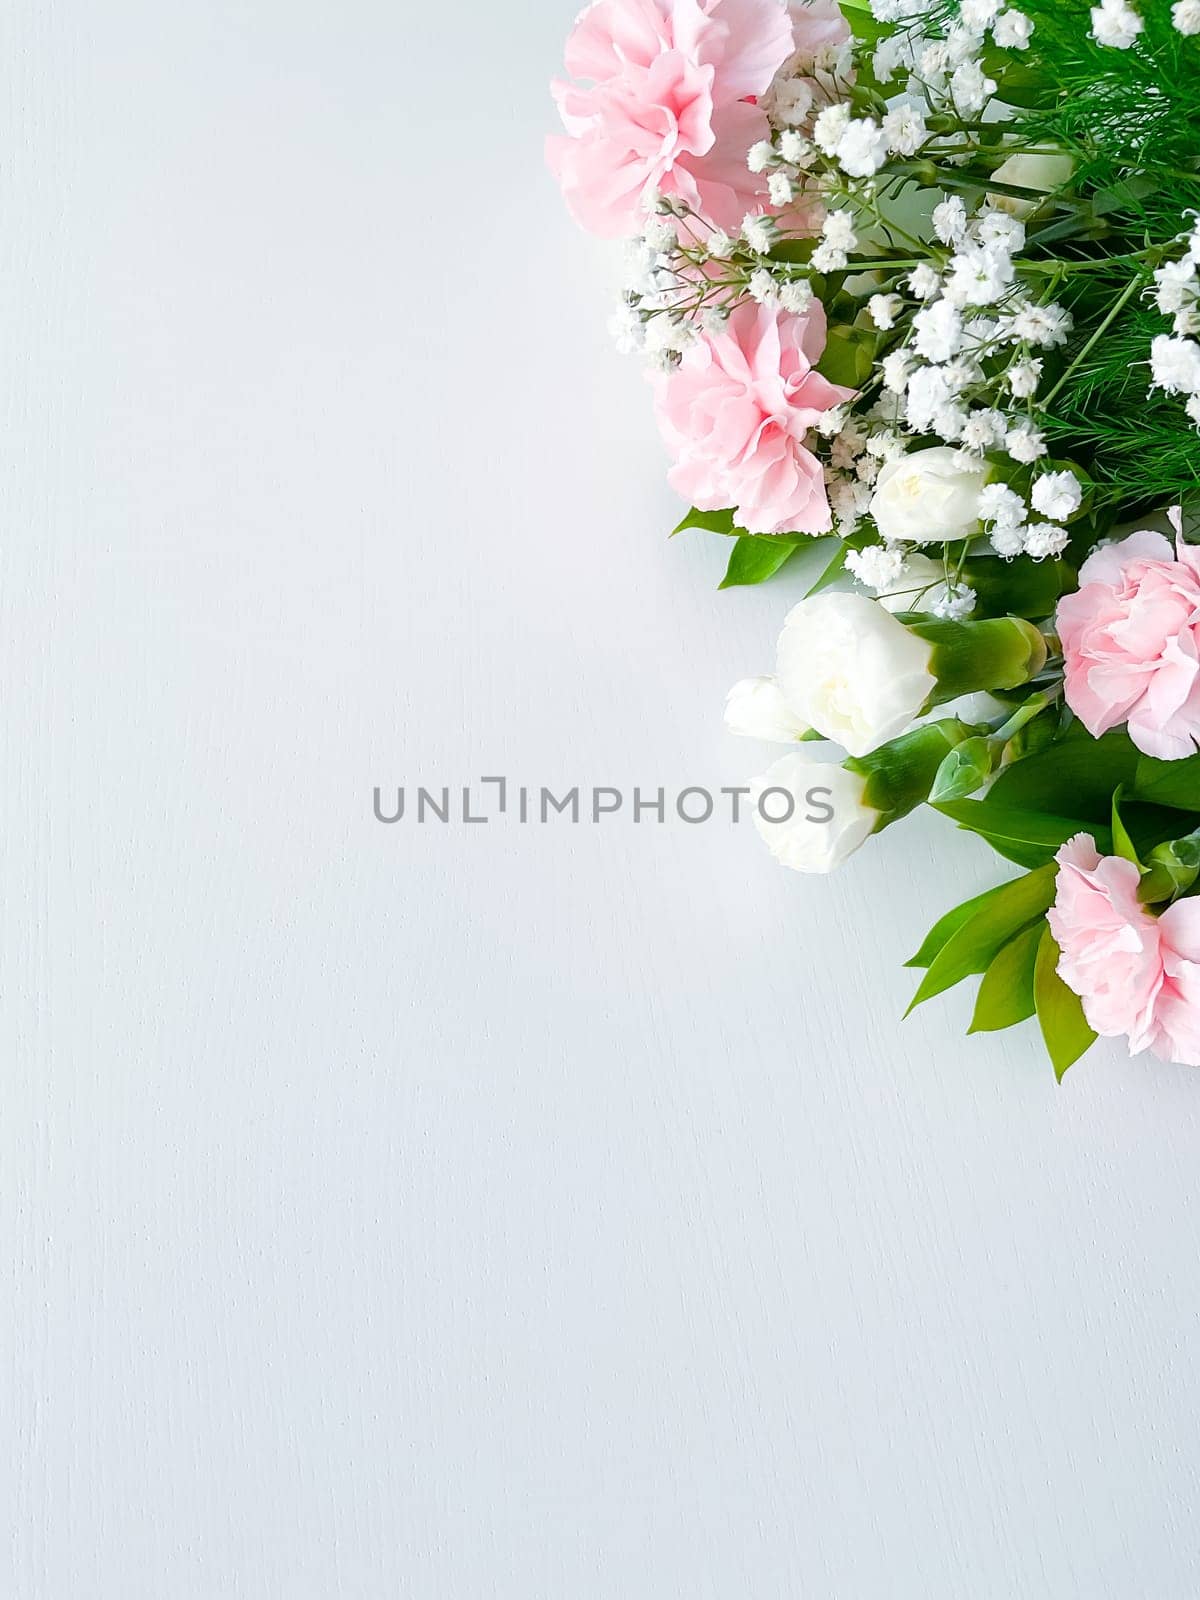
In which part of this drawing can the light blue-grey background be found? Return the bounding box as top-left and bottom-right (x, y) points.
(4, 1), (1200, 1595)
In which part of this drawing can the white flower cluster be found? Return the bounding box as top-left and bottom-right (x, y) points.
(1150, 220), (1200, 430)
(869, 200), (1071, 477)
(1092, 0), (1199, 40)
(978, 472), (1079, 560)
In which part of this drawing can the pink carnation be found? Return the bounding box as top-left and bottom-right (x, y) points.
(1057, 515), (1200, 761)
(546, 0), (796, 237)
(651, 298), (853, 534)
(1049, 834), (1200, 1067)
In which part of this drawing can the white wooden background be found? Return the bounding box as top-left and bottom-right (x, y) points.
(4, 1), (1200, 1594)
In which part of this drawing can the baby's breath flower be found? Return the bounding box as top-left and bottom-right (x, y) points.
(979, 483), (1027, 526)
(846, 544), (908, 592)
(993, 8), (1034, 46)
(908, 264), (941, 300)
(913, 300), (964, 362)
(707, 229), (736, 259)
(1031, 470), (1082, 521)
(1004, 302), (1072, 347)
(1091, 0), (1144, 46)
(1024, 523), (1069, 559)
(771, 78), (815, 126)
(868, 292), (904, 330)
(990, 523), (1027, 558)
(931, 581), (977, 619)
(882, 350), (915, 393)
(741, 214), (777, 254)
(1150, 334), (1200, 395)
(767, 171), (795, 206)
(1006, 420), (1048, 462)
(882, 102), (928, 157)
(950, 60), (997, 116)
(780, 280), (814, 314)
(813, 103), (852, 157)
(778, 129), (815, 166)
(1007, 357), (1043, 397)
(747, 140), (775, 174)
(749, 268), (780, 305)
(932, 196), (968, 245)
(837, 118), (889, 178)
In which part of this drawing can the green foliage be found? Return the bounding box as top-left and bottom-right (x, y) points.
(970, 921), (1042, 1034)
(1034, 926), (1097, 1080)
(719, 535), (800, 588)
(906, 862), (1057, 1012)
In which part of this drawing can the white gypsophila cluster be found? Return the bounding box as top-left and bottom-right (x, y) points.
(845, 542), (908, 592)
(929, 580), (978, 618)
(974, 470), (1079, 561)
(1090, 0), (1143, 46)
(1150, 221), (1200, 428)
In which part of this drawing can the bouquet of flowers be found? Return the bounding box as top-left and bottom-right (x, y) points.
(548, 0), (1200, 1075)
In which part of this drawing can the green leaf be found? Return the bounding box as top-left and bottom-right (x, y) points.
(933, 798), (1109, 866)
(719, 534), (800, 589)
(906, 863), (1056, 1013)
(989, 724), (1138, 824)
(961, 555), (1074, 620)
(905, 880), (1014, 968)
(1132, 753), (1200, 810)
(928, 736), (996, 803)
(817, 326), (875, 389)
(671, 506), (737, 538)
(1110, 785), (1141, 867)
(1034, 926), (1096, 1081)
(969, 920), (1042, 1034)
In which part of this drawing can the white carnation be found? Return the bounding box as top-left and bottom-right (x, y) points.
(869, 447), (988, 543)
(1175, 0), (1200, 31)
(751, 755), (878, 874)
(724, 677), (808, 743)
(776, 593), (937, 755)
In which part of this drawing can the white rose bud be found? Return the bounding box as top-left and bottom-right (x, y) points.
(990, 150), (1075, 217)
(724, 676), (808, 742)
(869, 447), (989, 543)
(751, 756), (878, 873)
(776, 593), (938, 756)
